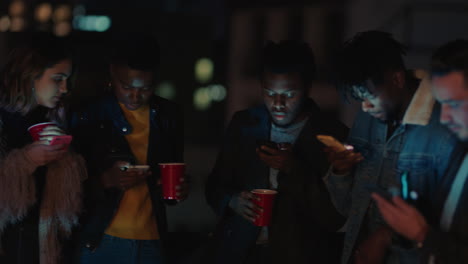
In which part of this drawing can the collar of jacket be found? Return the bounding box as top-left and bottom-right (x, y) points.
(100, 94), (159, 136)
(402, 77), (436, 126)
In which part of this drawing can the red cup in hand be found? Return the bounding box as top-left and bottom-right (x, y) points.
(251, 189), (277, 226)
(27, 122), (56, 141)
(159, 163), (185, 200)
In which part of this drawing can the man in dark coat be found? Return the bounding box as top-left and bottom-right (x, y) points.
(205, 40), (348, 264)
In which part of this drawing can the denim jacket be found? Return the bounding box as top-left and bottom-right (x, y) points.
(325, 79), (458, 264)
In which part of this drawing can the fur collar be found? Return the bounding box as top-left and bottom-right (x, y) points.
(0, 120), (87, 264)
(402, 77), (436, 126)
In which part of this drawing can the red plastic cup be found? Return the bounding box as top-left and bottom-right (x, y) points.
(27, 122), (56, 141)
(159, 163), (185, 200)
(251, 189), (278, 226)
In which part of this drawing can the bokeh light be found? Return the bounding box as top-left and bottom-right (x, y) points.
(195, 58), (214, 83)
(208, 84), (227, 102)
(54, 5), (72, 22)
(156, 82), (176, 100)
(10, 17), (25, 32)
(194, 88), (212, 111)
(9, 1), (25, 16)
(54, 21), (71, 37)
(35, 3), (53, 23)
(0, 16), (11, 32)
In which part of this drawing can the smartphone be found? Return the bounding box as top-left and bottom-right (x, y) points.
(49, 135), (73, 146)
(400, 171), (419, 203)
(364, 183), (395, 202)
(256, 140), (279, 154)
(316, 135), (351, 152)
(121, 165), (150, 172)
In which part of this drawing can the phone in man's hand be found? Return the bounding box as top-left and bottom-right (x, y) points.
(316, 135), (352, 152)
(256, 140), (279, 155)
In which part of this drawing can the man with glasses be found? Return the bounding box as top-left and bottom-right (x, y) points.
(206, 40), (348, 264)
(325, 31), (458, 264)
(373, 39), (468, 264)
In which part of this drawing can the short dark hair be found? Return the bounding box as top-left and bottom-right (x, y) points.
(431, 39), (468, 82)
(260, 40), (316, 86)
(110, 32), (160, 73)
(334, 30), (407, 100)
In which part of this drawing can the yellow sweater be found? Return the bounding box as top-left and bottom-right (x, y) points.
(105, 104), (159, 240)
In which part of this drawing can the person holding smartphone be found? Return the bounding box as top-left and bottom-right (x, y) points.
(324, 31), (458, 264)
(373, 39), (468, 264)
(0, 34), (87, 264)
(71, 33), (187, 264)
(205, 41), (348, 264)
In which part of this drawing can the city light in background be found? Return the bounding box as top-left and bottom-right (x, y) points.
(156, 81), (177, 100)
(193, 84), (227, 111)
(35, 3), (52, 23)
(73, 15), (111, 32)
(0, 16), (11, 32)
(195, 58), (214, 83)
(0, 2), (111, 35)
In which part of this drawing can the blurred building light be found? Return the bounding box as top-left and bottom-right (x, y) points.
(54, 21), (71, 37)
(156, 82), (176, 100)
(35, 3), (53, 23)
(194, 87), (212, 111)
(208, 84), (227, 102)
(195, 58), (214, 83)
(10, 17), (25, 32)
(95, 16), (111, 32)
(73, 15), (111, 32)
(0, 16), (11, 32)
(9, 1), (25, 16)
(54, 5), (72, 22)
(73, 5), (86, 17)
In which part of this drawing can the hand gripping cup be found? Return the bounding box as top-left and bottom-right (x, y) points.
(27, 122), (56, 141)
(251, 189), (278, 226)
(159, 163), (185, 200)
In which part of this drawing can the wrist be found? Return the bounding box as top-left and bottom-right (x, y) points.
(414, 223), (429, 244)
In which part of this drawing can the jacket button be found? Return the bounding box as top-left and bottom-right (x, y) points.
(122, 127), (128, 132)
